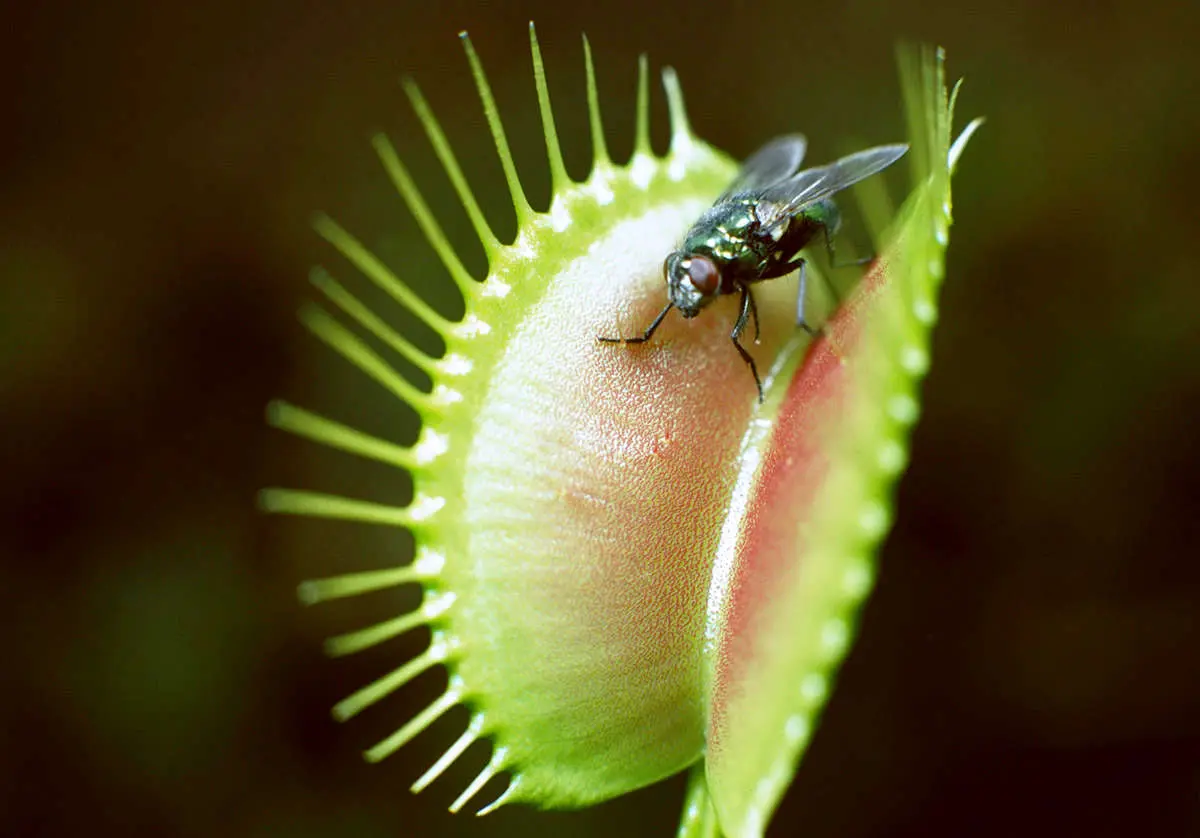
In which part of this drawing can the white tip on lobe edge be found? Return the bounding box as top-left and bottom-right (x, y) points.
(784, 713), (810, 745)
(842, 562), (874, 598)
(887, 393), (919, 425)
(858, 501), (889, 538)
(408, 493), (447, 522)
(455, 313), (493, 338)
(900, 345), (929, 375)
(412, 546), (447, 576)
(799, 673), (826, 704)
(548, 197), (571, 232)
(877, 440), (906, 475)
(913, 297), (937, 324)
(629, 152), (655, 189)
(588, 171), (615, 205)
(819, 619), (849, 658)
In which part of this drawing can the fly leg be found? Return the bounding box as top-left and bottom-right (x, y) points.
(748, 284), (761, 344)
(790, 225), (867, 337)
(598, 303), (673, 344)
(792, 258), (819, 337)
(731, 286), (764, 403)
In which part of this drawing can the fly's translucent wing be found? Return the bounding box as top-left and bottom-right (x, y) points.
(761, 143), (908, 220)
(718, 134), (808, 201)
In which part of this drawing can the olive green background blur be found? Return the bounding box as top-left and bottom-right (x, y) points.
(3, 1), (1198, 836)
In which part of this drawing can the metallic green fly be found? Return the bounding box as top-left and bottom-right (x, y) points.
(600, 135), (908, 401)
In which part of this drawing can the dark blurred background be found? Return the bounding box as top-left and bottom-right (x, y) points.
(3, 1), (1198, 836)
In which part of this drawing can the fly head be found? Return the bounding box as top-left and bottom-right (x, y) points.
(664, 251), (721, 318)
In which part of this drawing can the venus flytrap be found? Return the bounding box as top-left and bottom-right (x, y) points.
(263, 24), (980, 838)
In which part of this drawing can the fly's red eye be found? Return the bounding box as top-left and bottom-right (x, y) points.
(686, 257), (720, 295)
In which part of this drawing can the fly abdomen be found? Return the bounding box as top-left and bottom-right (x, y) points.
(770, 199), (841, 269)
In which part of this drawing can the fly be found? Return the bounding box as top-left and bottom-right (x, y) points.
(598, 134), (908, 402)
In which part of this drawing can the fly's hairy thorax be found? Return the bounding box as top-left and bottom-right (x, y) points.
(682, 201), (758, 261)
(681, 197), (839, 290)
(683, 200), (779, 291)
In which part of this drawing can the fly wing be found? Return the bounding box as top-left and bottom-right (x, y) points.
(761, 143), (909, 220)
(717, 134), (808, 201)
